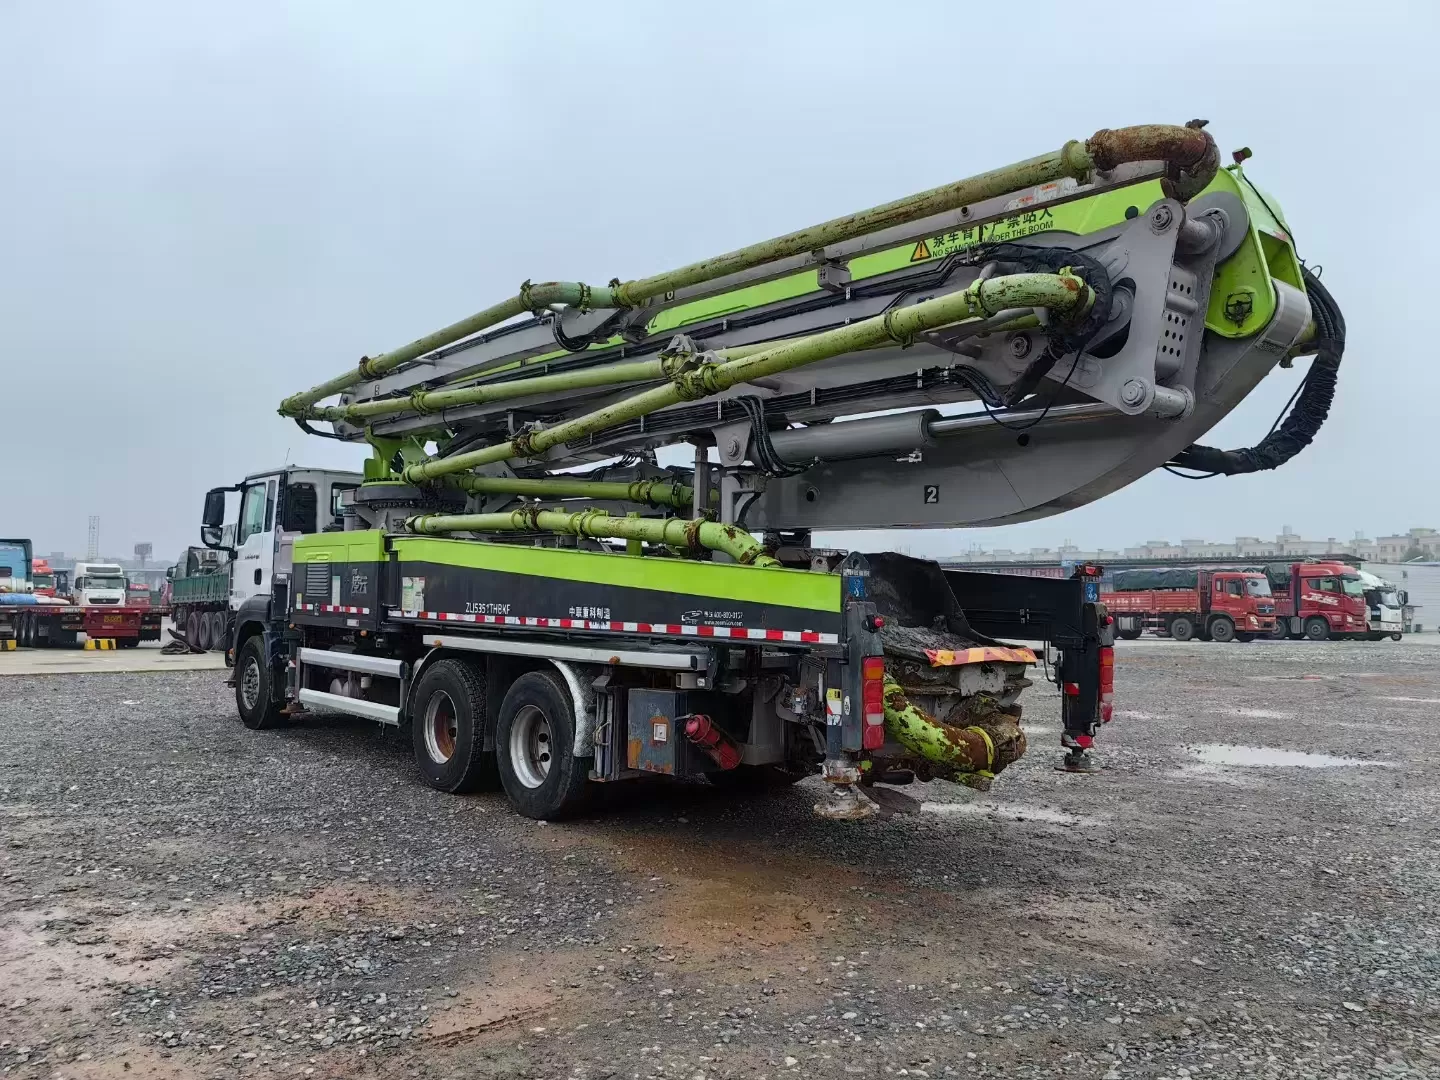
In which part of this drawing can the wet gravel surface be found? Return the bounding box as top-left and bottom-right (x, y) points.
(3, 638), (1440, 1079)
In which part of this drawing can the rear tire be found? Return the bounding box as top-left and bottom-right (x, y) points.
(119, 638), (140, 649)
(1116, 624), (1143, 640)
(235, 635), (284, 730)
(1304, 617), (1330, 641)
(1209, 616), (1236, 643)
(1268, 621), (1289, 640)
(210, 611), (227, 653)
(495, 670), (589, 820)
(1235, 632), (1255, 642)
(410, 658), (496, 793)
(1169, 616), (1195, 642)
(186, 611), (201, 646)
(195, 612), (212, 651)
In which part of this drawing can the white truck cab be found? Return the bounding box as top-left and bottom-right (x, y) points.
(72, 562), (129, 606)
(1358, 570), (1404, 639)
(202, 467), (363, 615)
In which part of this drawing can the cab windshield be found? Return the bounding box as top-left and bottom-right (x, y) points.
(1245, 578), (1272, 597)
(1341, 575), (1366, 598)
(87, 576), (127, 592)
(1369, 589), (1400, 608)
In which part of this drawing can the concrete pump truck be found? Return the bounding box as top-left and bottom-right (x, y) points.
(195, 120), (1343, 820)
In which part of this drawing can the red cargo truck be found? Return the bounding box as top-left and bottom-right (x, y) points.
(1260, 561), (1371, 640)
(1103, 567), (1276, 642)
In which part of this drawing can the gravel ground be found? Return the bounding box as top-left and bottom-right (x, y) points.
(3, 639), (1439, 1079)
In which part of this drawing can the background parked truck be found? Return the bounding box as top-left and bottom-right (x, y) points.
(1256, 561), (1372, 640)
(0, 541), (162, 648)
(1104, 568), (1276, 642)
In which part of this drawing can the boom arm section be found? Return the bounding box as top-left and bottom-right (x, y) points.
(281, 120), (1330, 536)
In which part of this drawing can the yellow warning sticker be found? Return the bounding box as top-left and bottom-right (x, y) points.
(908, 209), (1059, 264)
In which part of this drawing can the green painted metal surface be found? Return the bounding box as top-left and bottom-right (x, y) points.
(392, 536), (840, 612)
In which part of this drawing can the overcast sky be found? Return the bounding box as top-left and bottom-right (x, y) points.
(4, 1), (1436, 562)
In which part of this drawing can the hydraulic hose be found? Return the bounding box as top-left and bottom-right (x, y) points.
(1167, 266), (1343, 475)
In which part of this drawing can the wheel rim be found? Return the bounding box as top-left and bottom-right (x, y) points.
(509, 704), (553, 789)
(240, 655), (261, 711)
(423, 691), (459, 763)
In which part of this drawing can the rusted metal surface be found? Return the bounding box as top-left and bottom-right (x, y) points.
(1086, 120), (1219, 203)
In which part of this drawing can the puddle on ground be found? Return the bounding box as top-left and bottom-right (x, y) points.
(1186, 743), (1390, 768)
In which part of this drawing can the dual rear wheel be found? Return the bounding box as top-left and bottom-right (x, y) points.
(408, 660), (588, 820)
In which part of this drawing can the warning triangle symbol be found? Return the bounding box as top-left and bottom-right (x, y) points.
(910, 238), (933, 262)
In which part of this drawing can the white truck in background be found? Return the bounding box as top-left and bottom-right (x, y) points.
(71, 562), (129, 607)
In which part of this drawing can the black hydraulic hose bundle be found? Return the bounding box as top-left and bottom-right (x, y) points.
(1167, 266), (1343, 475)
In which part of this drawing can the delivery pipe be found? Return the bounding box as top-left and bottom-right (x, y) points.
(399, 271), (1094, 486)
(279, 123), (1215, 417)
(403, 508), (779, 568)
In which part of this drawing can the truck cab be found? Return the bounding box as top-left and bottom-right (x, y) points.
(72, 562), (128, 606)
(1207, 571), (1275, 634)
(1275, 562), (1370, 640)
(1359, 571), (1404, 640)
(201, 467), (363, 659)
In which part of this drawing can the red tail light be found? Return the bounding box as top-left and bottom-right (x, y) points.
(861, 656), (886, 750)
(1099, 645), (1114, 723)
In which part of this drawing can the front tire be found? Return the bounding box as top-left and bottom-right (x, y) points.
(1169, 616), (1195, 642)
(1235, 632), (1255, 642)
(496, 670), (589, 820)
(1392, 633), (1403, 642)
(410, 658), (495, 793)
(235, 636), (284, 730)
(1209, 616), (1236, 643)
(1304, 617), (1330, 641)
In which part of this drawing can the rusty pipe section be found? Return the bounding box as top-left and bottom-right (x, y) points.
(1086, 120), (1220, 203)
(881, 676), (1027, 792)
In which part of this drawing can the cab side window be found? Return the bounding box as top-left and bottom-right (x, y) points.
(238, 484), (267, 543)
(1310, 576), (1339, 594)
(1225, 580), (1243, 596)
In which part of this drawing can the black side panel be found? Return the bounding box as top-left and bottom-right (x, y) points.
(942, 569), (1089, 648)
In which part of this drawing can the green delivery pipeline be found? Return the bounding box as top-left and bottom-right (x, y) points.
(404, 507), (780, 567)
(444, 473), (704, 510)
(399, 270), (1093, 487)
(299, 339), (795, 426)
(278, 122), (1215, 417)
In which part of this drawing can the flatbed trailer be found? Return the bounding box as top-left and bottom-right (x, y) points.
(1, 602), (162, 648)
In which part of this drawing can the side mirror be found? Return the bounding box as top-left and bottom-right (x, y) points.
(202, 488), (227, 528)
(201, 524), (225, 549)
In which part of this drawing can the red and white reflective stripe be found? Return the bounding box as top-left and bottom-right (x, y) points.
(297, 603), (371, 615)
(391, 608), (838, 645)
